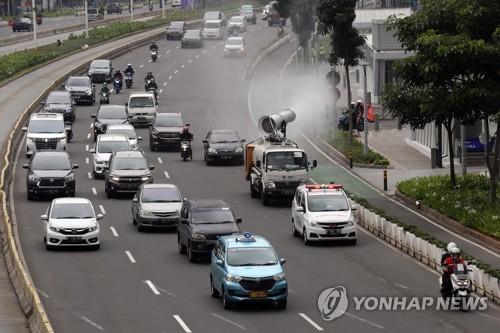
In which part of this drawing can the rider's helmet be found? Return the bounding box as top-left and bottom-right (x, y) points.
(115, 69), (121, 73)
(446, 242), (457, 252)
(450, 247), (461, 261)
(127, 63), (132, 69)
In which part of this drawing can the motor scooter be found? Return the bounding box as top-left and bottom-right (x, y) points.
(180, 141), (192, 161)
(125, 74), (133, 89)
(151, 50), (158, 62)
(113, 78), (122, 94)
(438, 263), (472, 311)
(99, 90), (109, 104)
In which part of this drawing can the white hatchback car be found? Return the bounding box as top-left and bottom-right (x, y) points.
(90, 134), (131, 178)
(42, 197), (102, 250)
(291, 184), (357, 245)
(105, 124), (142, 150)
(224, 37), (246, 57)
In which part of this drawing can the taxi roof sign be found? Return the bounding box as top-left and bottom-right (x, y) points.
(305, 184), (343, 191)
(236, 232), (256, 242)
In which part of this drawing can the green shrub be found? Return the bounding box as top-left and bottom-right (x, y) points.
(397, 174), (500, 238)
(374, 159), (390, 166)
(328, 131), (390, 166)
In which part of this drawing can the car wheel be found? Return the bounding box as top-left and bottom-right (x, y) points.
(188, 241), (197, 262)
(45, 243), (54, 251)
(106, 190), (113, 199)
(91, 244), (101, 251)
(222, 288), (232, 309)
(291, 219), (299, 237)
(262, 192), (269, 206)
(178, 234), (187, 254)
(27, 192), (35, 201)
(69, 190), (75, 197)
(303, 228), (310, 246)
(137, 222), (144, 232)
(277, 299), (287, 310)
(250, 183), (259, 198)
(210, 276), (220, 298)
(349, 239), (357, 246)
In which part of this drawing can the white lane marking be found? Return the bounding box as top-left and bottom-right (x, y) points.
(148, 59), (152, 63)
(174, 70), (178, 74)
(92, 187), (97, 196)
(257, 26), (262, 30)
(157, 157), (163, 164)
(211, 45), (215, 49)
(158, 54), (162, 58)
(89, 123), (94, 129)
(203, 50), (208, 54)
(298, 313), (324, 331)
(139, 64), (145, 68)
(164, 171), (170, 179)
(36, 288), (49, 299)
(219, 41), (224, 45)
(157, 287), (176, 297)
(288, 289), (296, 294)
(211, 313), (246, 330)
(176, 46), (180, 49)
(87, 172), (92, 179)
(249, 29), (254, 32)
(145, 280), (161, 295)
(168, 75), (173, 80)
(181, 64), (185, 68)
(109, 226), (119, 237)
(163, 82), (168, 86)
(166, 50), (171, 54)
(125, 251), (136, 263)
(195, 54), (200, 58)
(345, 312), (384, 330)
(393, 282), (409, 289)
(478, 312), (500, 323)
(87, 133), (91, 139)
(99, 205), (106, 215)
(187, 59), (192, 63)
(85, 144), (89, 151)
(80, 316), (104, 331)
(173, 315), (192, 333)
(159, 89), (163, 94)
(85, 157), (89, 164)
(110, 88), (114, 93)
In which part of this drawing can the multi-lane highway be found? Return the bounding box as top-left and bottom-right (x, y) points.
(11, 18), (500, 333)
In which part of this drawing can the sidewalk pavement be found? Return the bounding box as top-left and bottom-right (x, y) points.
(0, 25), (167, 333)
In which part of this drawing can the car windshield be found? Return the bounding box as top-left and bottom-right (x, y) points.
(106, 128), (136, 139)
(32, 155), (71, 170)
(170, 22), (183, 29)
(191, 208), (235, 224)
(129, 97), (154, 108)
(227, 247), (278, 266)
(226, 39), (243, 46)
(97, 141), (130, 153)
(210, 132), (239, 143)
(46, 94), (70, 104)
(29, 119), (64, 133)
(51, 202), (95, 219)
(231, 17), (244, 22)
(184, 31), (199, 37)
(204, 22), (220, 29)
(88, 9), (97, 14)
(67, 77), (89, 86)
(266, 151), (307, 171)
(142, 188), (181, 203)
(98, 107), (127, 119)
(156, 116), (183, 127)
(112, 156), (147, 170)
(91, 60), (110, 69)
(307, 195), (349, 212)
(204, 12), (219, 20)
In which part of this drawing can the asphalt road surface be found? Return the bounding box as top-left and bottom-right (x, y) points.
(11, 19), (500, 333)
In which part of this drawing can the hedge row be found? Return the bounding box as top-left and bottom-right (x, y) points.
(328, 131), (390, 165)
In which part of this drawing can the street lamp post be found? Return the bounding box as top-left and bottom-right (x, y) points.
(161, 0), (165, 18)
(130, 0), (134, 21)
(360, 60), (369, 155)
(84, 0), (89, 38)
(32, 0), (36, 41)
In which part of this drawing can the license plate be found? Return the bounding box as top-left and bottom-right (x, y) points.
(327, 229), (340, 235)
(282, 190), (295, 195)
(67, 236), (82, 242)
(220, 155), (231, 159)
(137, 116), (147, 120)
(249, 291), (267, 298)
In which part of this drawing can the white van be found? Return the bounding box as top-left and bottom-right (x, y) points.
(171, 0), (182, 8)
(23, 113), (69, 158)
(126, 92), (158, 126)
(202, 20), (224, 39)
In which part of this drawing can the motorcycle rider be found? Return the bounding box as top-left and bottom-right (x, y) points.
(144, 72), (158, 90)
(150, 41), (159, 53)
(441, 242), (457, 265)
(113, 69), (123, 89)
(100, 82), (110, 97)
(277, 21), (284, 37)
(441, 247), (466, 296)
(124, 64), (135, 77)
(179, 124), (193, 158)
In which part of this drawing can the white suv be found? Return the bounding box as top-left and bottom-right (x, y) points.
(291, 184), (357, 245)
(41, 197), (102, 250)
(23, 113), (69, 158)
(126, 92), (158, 126)
(90, 134), (131, 179)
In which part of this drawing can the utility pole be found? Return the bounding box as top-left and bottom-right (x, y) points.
(32, 0), (36, 41)
(130, 0), (134, 21)
(161, 0), (165, 18)
(361, 62), (369, 155)
(84, 0), (88, 38)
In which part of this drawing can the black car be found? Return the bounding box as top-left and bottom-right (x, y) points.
(87, 59), (112, 84)
(166, 21), (185, 40)
(105, 151), (154, 198)
(41, 91), (76, 123)
(149, 113), (184, 150)
(23, 151), (78, 200)
(181, 30), (204, 48)
(203, 129), (245, 165)
(177, 199), (241, 262)
(107, 2), (122, 14)
(64, 76), (95, 105)
(91, 105), (129, 141)
(12, 17), (33, 32)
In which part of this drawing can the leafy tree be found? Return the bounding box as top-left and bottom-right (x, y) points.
(317, 0), (365, 144)
(384, 0), (500, 197)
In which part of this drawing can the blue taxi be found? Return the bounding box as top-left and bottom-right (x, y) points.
(210, 232), (288, 309)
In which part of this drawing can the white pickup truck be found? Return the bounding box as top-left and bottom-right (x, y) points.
(126, 92), (158, 126)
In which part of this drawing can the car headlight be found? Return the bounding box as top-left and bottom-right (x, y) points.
(308, 220), (318, 227)
(273, 272), (285, 281)
(457, 280), (469, 287)
(235, 147), (243, 153)
(264, 181), (275, 189)
(26, 137), (34, 145)
(226, 273), (242, 282)
(191, 233), (206, 240)
(111, 176), (120, 181)
(60, 137), (67, 144)
(208, 147), (217, 154)
(28, 174), (40, 182)
(141, 176), (151, 181)
(65, 173), (75, 181)
(151, 128), (159, 135)
(88, 225), (98, 232)
(86, 90), (92, 96)
(346, 220), (355, 227)
(139, 209), (154, 217)
(49, 226), (61, 232)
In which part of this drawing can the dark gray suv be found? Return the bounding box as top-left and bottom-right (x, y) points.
(41, 91), (76, 123)
(105, 151), (154, 198)
(64, 76), (95, 105)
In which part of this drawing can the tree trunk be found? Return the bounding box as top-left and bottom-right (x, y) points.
(490, 122), (500, 203)
(344, 63), (352, 145)
(444, 123), (457, 188)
